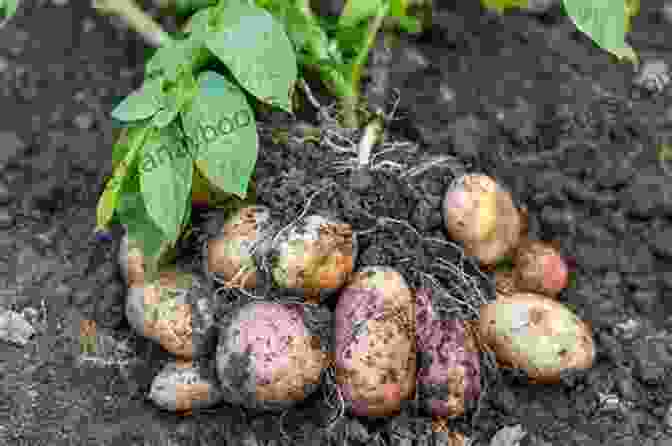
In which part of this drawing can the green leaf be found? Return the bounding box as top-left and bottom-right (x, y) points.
(100, 123), (150, 231)
(139, 123), (193, 243)
(338, 0), (383, 28)
(624, 0), (639, 33)
(396, 15), (422, 34)
(111, 77), (164, 122)
(181, 71), (258, 199)
(0, 0), (19, 28)
(480, 0), (528, 14)
(389, 0), (408, 18)
(563, 0), (628, 59)
(174, 0), (217, 17)
(145, 32), (209, 83)
(205, 1), (297, 112)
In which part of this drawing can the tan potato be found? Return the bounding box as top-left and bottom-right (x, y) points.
(204, 206), (275, 289)
(270, 214), (358, 304)
(126, 266), (215, 359)
(334, 266), (416, 417)
(478, 292), (594, 384)
(442, 174), (522, 267)
(148, 358), (224, 413)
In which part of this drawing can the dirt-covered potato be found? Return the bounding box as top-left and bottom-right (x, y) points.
(118, 228), (177, 287)
(513, 239), (569, 297)
(442, 174), (522, 267)
(269, 214), (357, 304)
(125, 265), (216, 359)
(478, 292), (595, 384)
(203, 206), (276, 289)
(334, 266), (416, 417)
(215, 301), (330, 412)
(416, 288), (480, 418)
(148, 358), (224, 413)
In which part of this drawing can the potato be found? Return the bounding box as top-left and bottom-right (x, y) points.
(269, 214), (358, 304)
(125, 265), (217, 359)
(416, 288), (480, 418)
(442, 174), (522, 267)
(148, 358), (224, 413)
(431, 419), (467, 446)
(478, 292), (595, 384)
(215, 301), (329, 412)
(334, 266), (416, 417)
(513, 239), (569, 297)
(203, 206), (275, 289)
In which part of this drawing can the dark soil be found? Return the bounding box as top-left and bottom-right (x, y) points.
(2, 0), (672, 445)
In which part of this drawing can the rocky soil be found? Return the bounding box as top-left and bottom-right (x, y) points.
(1, 0), (672, 445)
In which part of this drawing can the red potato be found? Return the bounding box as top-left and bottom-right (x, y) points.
(215, 301), (329, 412)
(416, 288), (481, 418)
(442, 174), (523, 267)
(334, 266), (416, 418)
(513, 239), (569, 297)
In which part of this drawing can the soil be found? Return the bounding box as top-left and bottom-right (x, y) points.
(1, 0), (672, 445)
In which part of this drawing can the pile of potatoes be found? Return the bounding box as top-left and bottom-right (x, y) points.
(117, 173), (594, 434)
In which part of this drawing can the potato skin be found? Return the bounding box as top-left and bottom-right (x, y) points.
(269, 214), (358, 304)
(478, 292), (595, 384)
(203, 206), (275, 289)
(334, 266), (416, 417)
(416, 288), (480, 418)
(442, 174), (521, 267)
(125, 266), (216, 359)
(513, 239), (569, 297)
(215, 301), (328, 412)
(148, 358), (224, 412)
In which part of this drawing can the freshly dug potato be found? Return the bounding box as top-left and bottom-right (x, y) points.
(478, 292), (595, 384)
(416, 288), (481, 418)
(118, 228), (177, 287)
(334, 266), (416, 417)
(125, 265), (217, 359)
(431, 419), (467, 446)
(203, 206), (276, 289)
(148, 358), (224, 413)
(215, 301), (330, 412)
(269, 214), (357, 304)
(442, 174), (522, 267)
(513, 239), (569, 297)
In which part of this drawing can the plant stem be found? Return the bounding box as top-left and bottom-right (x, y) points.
(357, 110), (385, 168)
(92, 0), (173, 48)
(342, 1), (389, 129)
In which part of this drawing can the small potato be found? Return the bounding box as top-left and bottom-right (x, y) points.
(148, 358), (224, 413)
(442, 174), (522, 267)
(478, 292), (595, 384)
(203, 206), (275, 289)
(125, 266), (216, 359)
(513, 239), (569, 297)
(269, 214), (358, 304)
(334, 266), (416, 417)
(215, 301), (329, 412)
